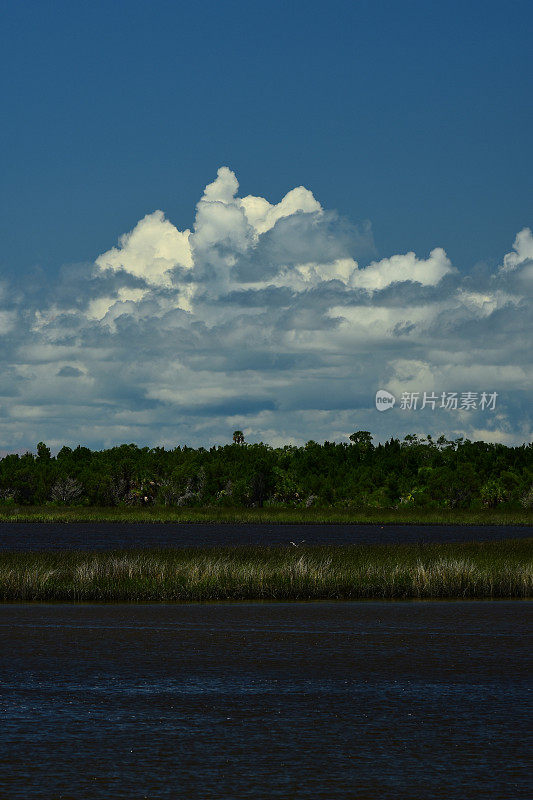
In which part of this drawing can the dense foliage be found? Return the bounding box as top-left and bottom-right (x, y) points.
(0, 432), (532, 510)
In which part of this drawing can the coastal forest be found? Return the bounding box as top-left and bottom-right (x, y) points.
(0, 432), (532, 510)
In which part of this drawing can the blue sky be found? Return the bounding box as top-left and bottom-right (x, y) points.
(0, 0), (531, 450)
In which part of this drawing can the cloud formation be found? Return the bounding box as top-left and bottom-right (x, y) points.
(0, 167), (531, 450)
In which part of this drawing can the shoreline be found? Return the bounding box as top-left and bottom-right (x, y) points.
(0, 507), (531, 525)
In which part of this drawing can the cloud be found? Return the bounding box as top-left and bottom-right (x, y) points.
(96, 209), (193, 286)
(350, 248), (454, 291)
(240, 184), (322, 235)
(0, 279), (17, 335)
(57, 366), (84, 378)
(498, 227), (533, 293)
(0, 167), (531, 449)
(502, 227), (533, 272)
(0, 310), (16, 335)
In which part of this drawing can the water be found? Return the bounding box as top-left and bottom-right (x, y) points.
(0, 522), (530, 550)
(0, 601), (531, 799)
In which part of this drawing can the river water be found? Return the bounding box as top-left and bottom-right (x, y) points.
(0, 522), (530, 550)
(0, 601), (531, 799)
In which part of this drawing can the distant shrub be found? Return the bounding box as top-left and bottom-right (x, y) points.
(480, 479), (507, 508)
(520, 484), (533, 509)
(50, 477), (83, 504)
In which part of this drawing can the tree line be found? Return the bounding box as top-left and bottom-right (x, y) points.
(0, 432), (531, 509)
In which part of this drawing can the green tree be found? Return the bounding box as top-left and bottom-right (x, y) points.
(349, 431), (373, 449)
(480, 479), (507, 508)
(36, 442), (51, 461)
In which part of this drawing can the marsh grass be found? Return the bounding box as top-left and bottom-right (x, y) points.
(0, 540), (531, 602)
(0, 506), (531, 525)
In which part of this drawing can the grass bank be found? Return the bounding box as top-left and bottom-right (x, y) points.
(0, 540), (531, 602)
(0, 506), (531, 525)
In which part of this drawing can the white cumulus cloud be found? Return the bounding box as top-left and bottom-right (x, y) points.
(502, 227), (533, 272)
(0, 167), (530, 450)
(96, 209), (193, 286)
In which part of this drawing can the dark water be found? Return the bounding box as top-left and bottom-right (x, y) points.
(0, 602), (531, 799)
(0, 522), (530, 550)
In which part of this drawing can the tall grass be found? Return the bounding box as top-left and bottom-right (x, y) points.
(0, 506), (531, 525)
(0, 540), (530, 602)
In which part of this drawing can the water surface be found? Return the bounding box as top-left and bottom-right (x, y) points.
(0, 521), (530, 550)
(0, 601), (531, 799)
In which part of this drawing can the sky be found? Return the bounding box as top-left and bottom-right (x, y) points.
(0, 0), (531, 451)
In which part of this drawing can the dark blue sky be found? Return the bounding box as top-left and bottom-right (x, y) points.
(1, 0), (532, 278)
